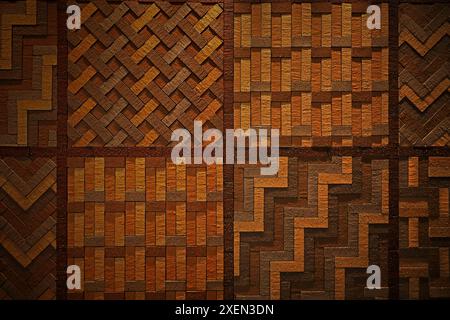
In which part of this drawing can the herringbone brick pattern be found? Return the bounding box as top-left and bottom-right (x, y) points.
(400, 157), (450, 299)
(68, 1), (224, 147)
(0, 0), (57, 146)
(67, 157), (223, 299)
(399, 4), (449, 146)
(234, 156), (389, 299)
(233, 2), (389, 147)
(0, 157), (56, 299)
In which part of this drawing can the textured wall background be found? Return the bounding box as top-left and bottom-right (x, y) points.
(0, 0), (448, 300)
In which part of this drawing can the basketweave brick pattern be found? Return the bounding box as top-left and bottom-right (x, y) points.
(234, 156), (389, 299)
(0, 0), (57, 147)
(399, 157), (450, 299)
(399, 4), (450, 146)
(68, 1), (224, 147)
(234, 2), (389, 147)
(0, 157), (56, 299)
(67, 157), (223, 299)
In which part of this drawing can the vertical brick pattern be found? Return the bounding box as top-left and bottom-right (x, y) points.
(400, 157), (450, 298)
(233, 2), (389, 147)
(67, 157), (223, 299)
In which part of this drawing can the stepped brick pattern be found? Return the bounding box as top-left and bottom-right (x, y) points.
(399, 4), (450, 146)
(233, 2), (389, 147)
(234, 157), (389, 299)
(67, 157), (224, 299)
(68, 1), (224, 147)
(0, 157), (56, 299)
(0, 0), (57, 147)
(400, 157), (450, 299)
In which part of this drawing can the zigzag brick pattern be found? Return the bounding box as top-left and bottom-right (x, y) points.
(0, 0), (57, 147)
(68, 1), (224, 147)
(0, 157), (56, 299)
(400, 157), (450, 299)
(233, 2), (389, 147)
(67, 157), (223, 299)
(234, 156), (389, 299)
(399, 4), (449, 146)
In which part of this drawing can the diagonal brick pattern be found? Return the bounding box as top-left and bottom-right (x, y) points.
(68, 1), (224, 147)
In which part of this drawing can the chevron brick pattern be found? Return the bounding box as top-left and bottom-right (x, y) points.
(400, 157), (450, 299)
(0, 0), (57, 146)
(0, 157), (56, 299)
(234, 156), (389, 299)
(234, 2), (389, 147)
(68, 1), (223, 147)
(67, 157), (223, 299)
(399, 4), (450, 146)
